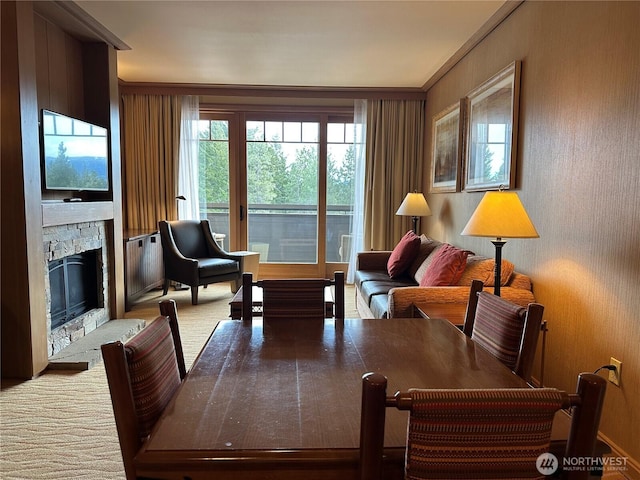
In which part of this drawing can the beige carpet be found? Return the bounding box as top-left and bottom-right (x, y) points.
(0, 283), (358, 480)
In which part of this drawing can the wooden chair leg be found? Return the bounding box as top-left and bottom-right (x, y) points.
(162, 279), (170, 296)
(191, 286), (198, 305)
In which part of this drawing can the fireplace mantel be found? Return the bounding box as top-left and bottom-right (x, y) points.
(42, 201), (114, 228)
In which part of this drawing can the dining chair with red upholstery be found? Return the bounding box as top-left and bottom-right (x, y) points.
(463, 279), (544, 382)
(241, 271), (345, 322)
(101, 299), (186, 480)
(359, 371), (606, 480)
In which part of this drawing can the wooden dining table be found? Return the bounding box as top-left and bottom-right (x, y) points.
(133, 317), (553, 479)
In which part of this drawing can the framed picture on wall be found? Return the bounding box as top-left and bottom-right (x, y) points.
(430, 100), (463, 193)
(463, 61), (521, 191)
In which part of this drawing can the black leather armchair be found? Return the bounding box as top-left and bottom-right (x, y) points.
(158, 220), (241, 305)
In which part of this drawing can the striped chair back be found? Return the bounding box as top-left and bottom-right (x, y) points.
(124, 316), (181, 440)
(241, 271), (345, 322)
(471, 291), (527, 371)
(463, 281), (544, 382)
(261, 279), (327, 321)
(405, 388), (563, 479)
(102, 300), (185, 480)
(359, 372), (607, 480)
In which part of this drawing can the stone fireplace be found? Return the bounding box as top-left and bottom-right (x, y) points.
(43, 221), (111, 356)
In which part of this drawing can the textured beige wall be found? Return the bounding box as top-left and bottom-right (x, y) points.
(423, 1), (640, 468)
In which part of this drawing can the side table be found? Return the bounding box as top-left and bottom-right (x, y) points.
(230, 250), (260, 292)
(412, 302), (467, 328)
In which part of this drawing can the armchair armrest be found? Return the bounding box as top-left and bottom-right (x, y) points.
(200, 220), (242, 262)
(158, 225), (198, 285)
(356, 251), (392, 271)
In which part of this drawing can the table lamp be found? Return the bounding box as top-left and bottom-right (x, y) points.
(461, 190), (538, 296)
(396, 192), (432, 233)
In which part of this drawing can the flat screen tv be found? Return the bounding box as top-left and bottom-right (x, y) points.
(40, 109), (110, 192)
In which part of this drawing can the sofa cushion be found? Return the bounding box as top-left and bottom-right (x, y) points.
(419, 244), (469, 286)
(407, 236), (442, 280)
(387, 231), (421, 278)
(197, 258), (239, 277)
(354, 270), (395, 290)
(413, 243), (442, 285)
(457, 256), (515, 287)
(508, 272), (532, 291)
(360, 276), (415, 305)
(485, 259), (515, 287)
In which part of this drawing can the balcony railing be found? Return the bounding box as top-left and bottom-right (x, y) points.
(202, 203), (353, 263)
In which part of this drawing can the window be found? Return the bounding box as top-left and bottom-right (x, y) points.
(246, 119), (320, 263)
(197, 110), (355, 274)
(198, 119), (230, 245)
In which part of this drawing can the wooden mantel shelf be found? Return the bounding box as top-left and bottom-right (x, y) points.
(42, 201), (114, 227)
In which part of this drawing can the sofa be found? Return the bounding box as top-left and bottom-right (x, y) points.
(354, 234), (535, 319)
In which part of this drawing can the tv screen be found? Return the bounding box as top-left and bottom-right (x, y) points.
(41, 110), (110, 192)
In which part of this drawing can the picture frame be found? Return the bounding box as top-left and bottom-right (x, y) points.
(463, 61), (521, 191)
(430, 100), (463, 193)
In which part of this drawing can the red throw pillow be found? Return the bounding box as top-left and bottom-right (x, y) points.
(387, 231), (421, 278)
(419, 243), (469, 286)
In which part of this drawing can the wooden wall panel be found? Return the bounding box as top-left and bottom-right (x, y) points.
(45, 21), (67, 113)
(65, 34), (84, 118)
(2, 1), (125, 378)
(424, 1), (640, 469)
(34, 14), (50, 110)
(1, 1), (48, 378)
(34, 13), (84, 117)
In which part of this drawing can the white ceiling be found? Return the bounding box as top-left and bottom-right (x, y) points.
(76, 0), (506, 89)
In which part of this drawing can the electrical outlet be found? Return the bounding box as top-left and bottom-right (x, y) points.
(609, 357), (622, 386)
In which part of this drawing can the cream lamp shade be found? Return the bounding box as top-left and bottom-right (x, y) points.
(461, 191), (538, 240)
(396, 192), (432, 233)
(461, 190), (538, 296)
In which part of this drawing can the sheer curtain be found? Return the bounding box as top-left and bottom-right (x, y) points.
(347, 99), (367, 283)
(177, 95), (200, 220)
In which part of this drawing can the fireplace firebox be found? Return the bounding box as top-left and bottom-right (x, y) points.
(48, 250), (100, 330)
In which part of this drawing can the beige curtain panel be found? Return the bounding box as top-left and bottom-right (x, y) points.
(364, 99), (426, 250)
(121, 94), (181, 231)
